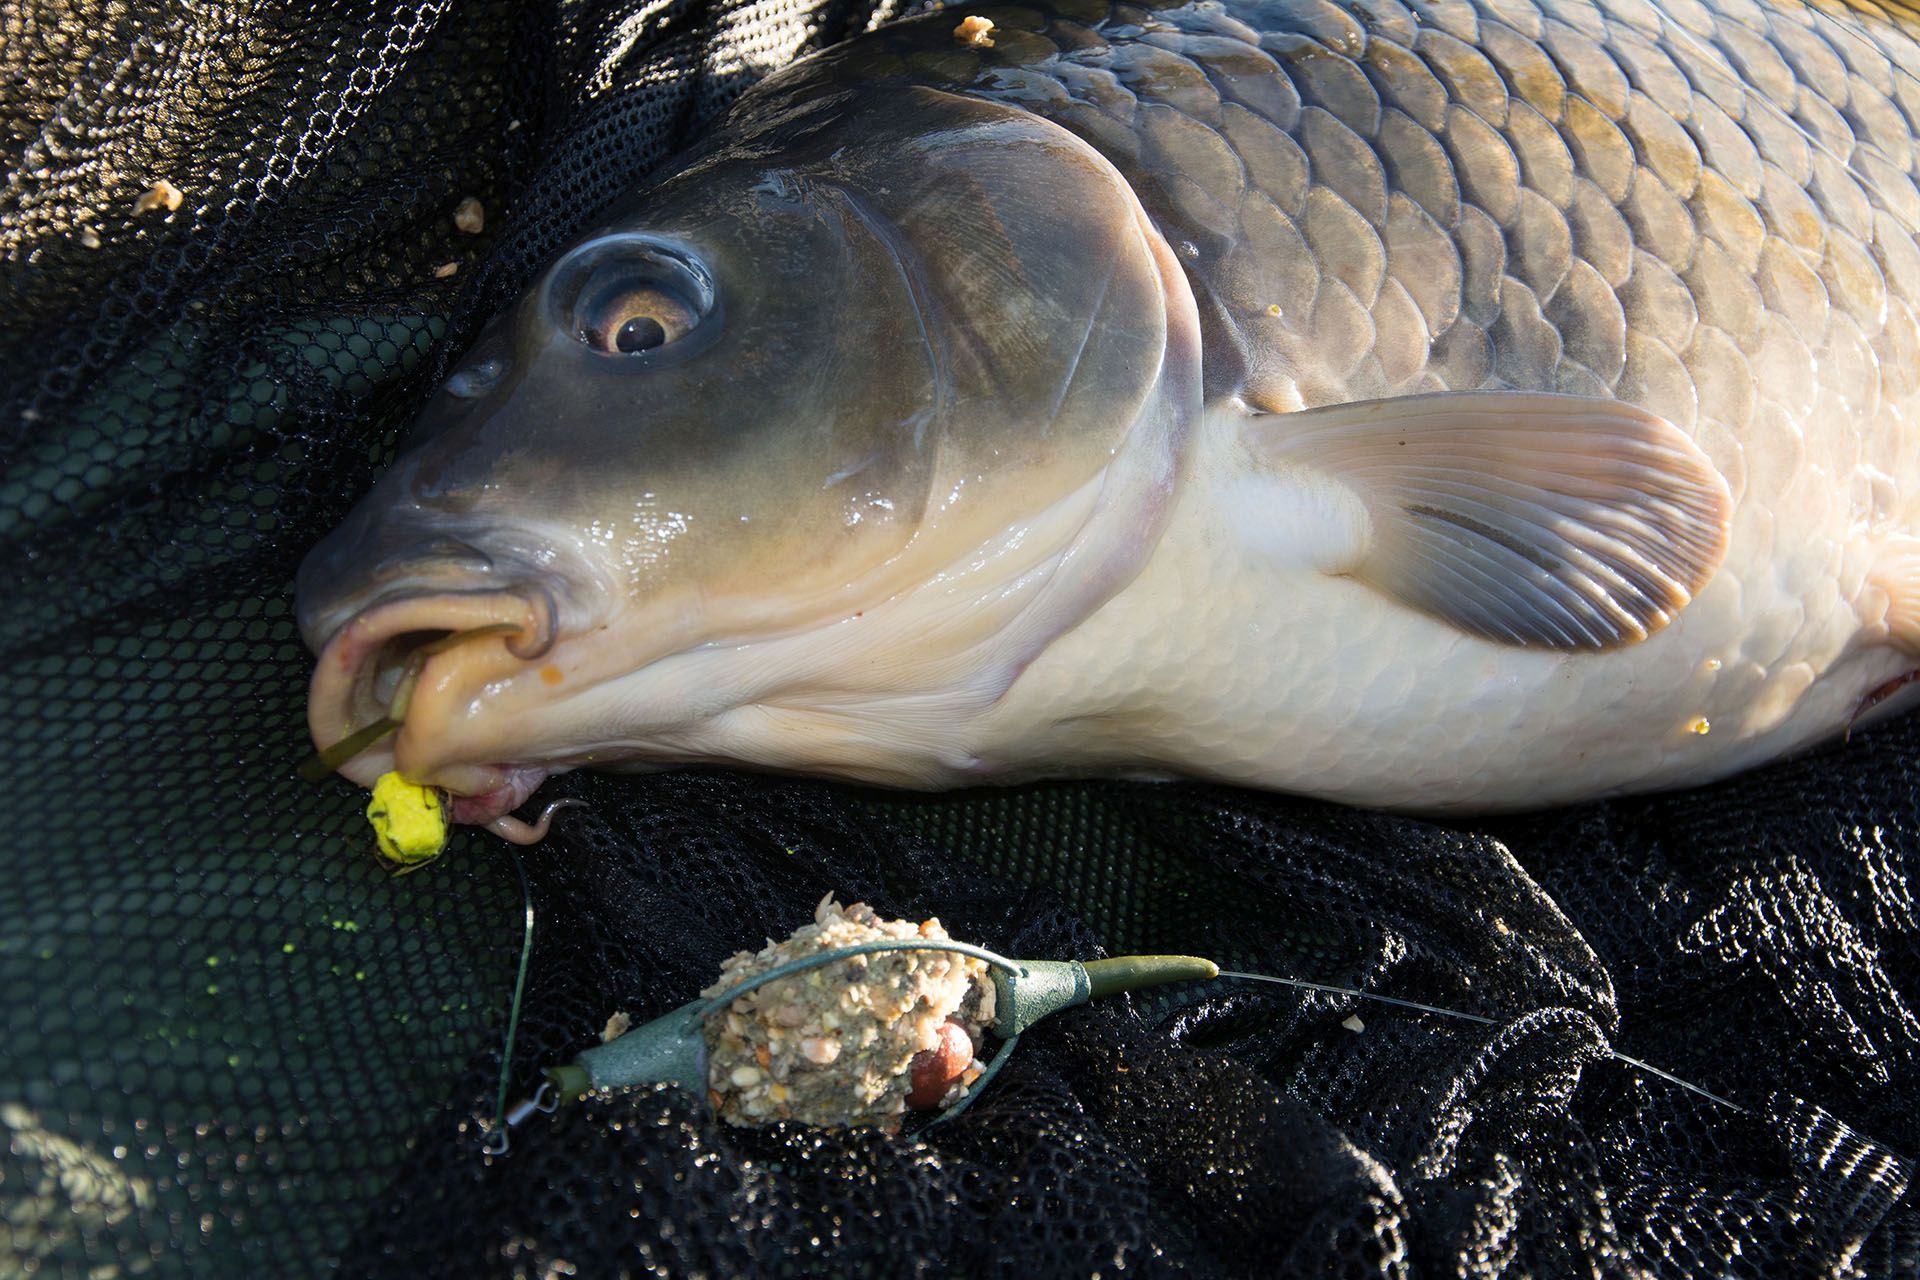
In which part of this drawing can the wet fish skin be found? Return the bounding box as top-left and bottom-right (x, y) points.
(867, 0), (1920, 807)
(297, 71), (1204, 820)
(299, 0), (1920, 817)
(839, 0), (1920, 461)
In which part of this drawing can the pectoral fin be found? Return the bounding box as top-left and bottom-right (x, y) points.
(1256, 391), (1732, 650)
(1863, 535), (1920, 654)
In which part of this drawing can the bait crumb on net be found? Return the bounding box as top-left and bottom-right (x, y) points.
(701, 894), (996, 1128)
(433, 261), (459, 278)
(1342, 1014), (1365, 1033)
(133, 179), (183, 214)
(600, 1011), (632, 1043)
(953, 15), (995, 46)
(453, 197), (485, 234)
(77, 227), (102, 249)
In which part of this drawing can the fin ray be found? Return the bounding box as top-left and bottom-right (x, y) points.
(1865, 535), (1920, 654)
(1253, 391), (1733, 650)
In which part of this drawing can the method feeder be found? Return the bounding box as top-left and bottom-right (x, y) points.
(485, 940), (1219, 1154)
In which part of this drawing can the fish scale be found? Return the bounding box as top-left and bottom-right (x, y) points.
(816, 0), (1920, 805)
(861, 0), (1920, 456)
(299, 0), (1920, 817)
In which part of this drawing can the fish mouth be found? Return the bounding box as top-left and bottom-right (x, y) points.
(307, 587), (559, 808)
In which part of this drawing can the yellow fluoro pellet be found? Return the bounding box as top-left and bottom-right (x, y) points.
(365, 772), (448, 873)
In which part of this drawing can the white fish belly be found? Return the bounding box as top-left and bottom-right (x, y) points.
(982, 413), (1918, 812)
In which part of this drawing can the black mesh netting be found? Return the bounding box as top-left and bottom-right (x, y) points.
(2, 0), (1916, 1275)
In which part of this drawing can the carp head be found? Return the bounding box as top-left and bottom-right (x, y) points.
(297, 86), (1201, 832)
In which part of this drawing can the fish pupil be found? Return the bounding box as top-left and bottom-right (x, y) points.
(615, 316), (668, 352)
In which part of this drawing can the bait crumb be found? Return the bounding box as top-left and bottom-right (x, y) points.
(453, 197), (485, 234)
(133, 179), (182, 214)
(953, 15), (995, 46)
(1342, 1014), (1365, 1033)
(701, 894), (996, 1127)
(77, 227), (102, 249)
(432, 261), (459, 278)
(600, 1011), (632, 1043)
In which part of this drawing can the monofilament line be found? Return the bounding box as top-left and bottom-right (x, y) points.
(493, 850), (538, 1136)
(1215, 970), (1743, 1113)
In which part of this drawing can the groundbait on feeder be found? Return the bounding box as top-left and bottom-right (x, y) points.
(482, 895), (1741, 1155)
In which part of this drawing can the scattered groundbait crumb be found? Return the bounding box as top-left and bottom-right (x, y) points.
(133, 179), (182, 214)
(77, 227), (102, 249)
(453, 197), (485, 234)
(954, 15), (995, 46)
(433, 261), (459, 278)
(1342, 1014), (1365, 1033)
(600, 1011), (632, 1043)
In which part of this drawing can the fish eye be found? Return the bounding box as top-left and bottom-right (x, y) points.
(578, 281), (700, 354)
(549, 236), (718, 360)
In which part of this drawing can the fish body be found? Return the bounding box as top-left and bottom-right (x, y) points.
(299, 0), (1920, 823)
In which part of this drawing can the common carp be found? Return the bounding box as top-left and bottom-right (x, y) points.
(298, 0), (1920, 838)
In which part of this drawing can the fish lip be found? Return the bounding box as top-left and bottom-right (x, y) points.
(307, 587), (554, 791)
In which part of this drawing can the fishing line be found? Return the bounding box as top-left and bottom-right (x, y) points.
(1217, 969), (1743, 1112)
(491, 848), (539, 1140)
(1216, 969), (1496, 1024)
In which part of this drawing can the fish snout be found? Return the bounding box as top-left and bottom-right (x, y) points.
(305, 585), (558, 789)
(295, 490), (553, 651)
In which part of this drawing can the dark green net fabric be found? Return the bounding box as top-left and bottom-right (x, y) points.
(1, 0), (1915, 1275)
